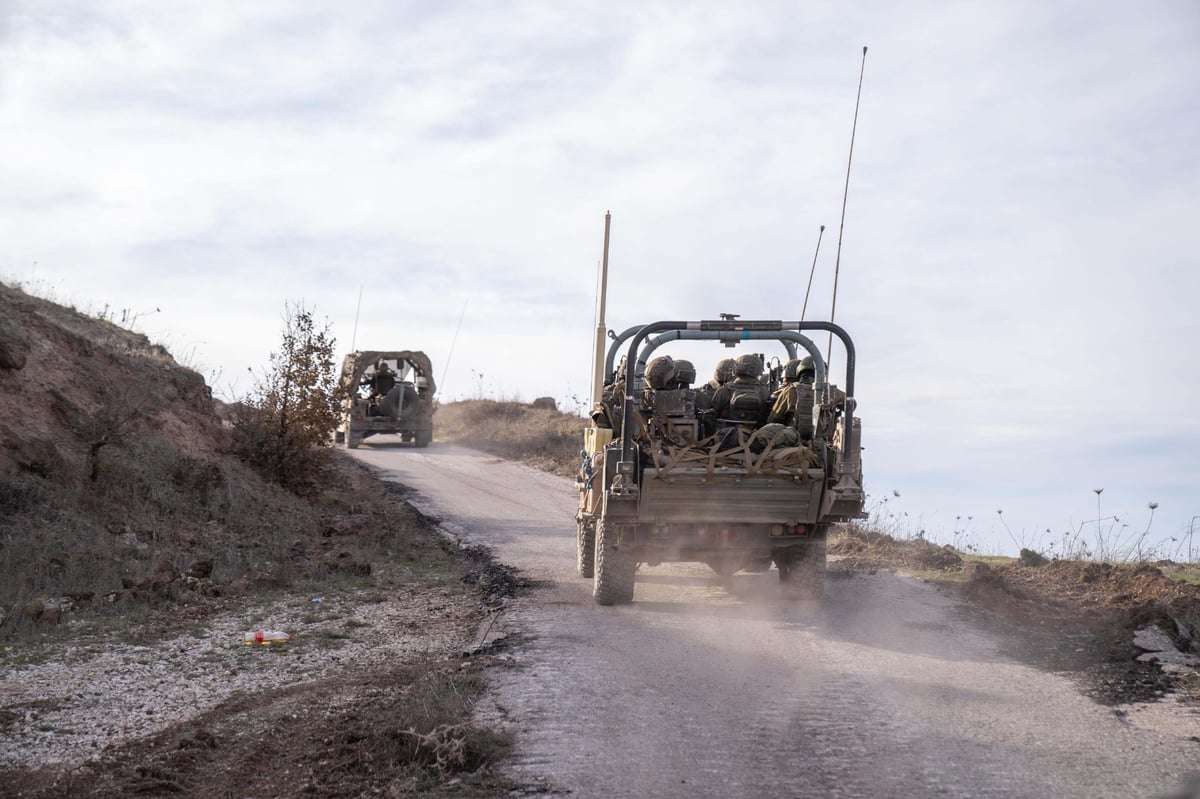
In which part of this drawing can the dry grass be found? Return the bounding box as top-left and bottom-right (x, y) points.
(435, 399), (587, 477)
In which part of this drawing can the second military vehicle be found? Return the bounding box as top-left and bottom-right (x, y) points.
(335, 350), (436, 449)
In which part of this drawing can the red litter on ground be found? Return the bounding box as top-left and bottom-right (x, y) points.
(243, 630), (291, 645)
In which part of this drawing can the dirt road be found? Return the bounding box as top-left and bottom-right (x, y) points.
(351, 441), (1199, 798)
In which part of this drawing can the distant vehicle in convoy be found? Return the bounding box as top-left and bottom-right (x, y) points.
(576, 319), (865, 605)
(335, 350), (436, 449)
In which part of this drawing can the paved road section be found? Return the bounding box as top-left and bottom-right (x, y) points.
(351, 440), (1200, 798)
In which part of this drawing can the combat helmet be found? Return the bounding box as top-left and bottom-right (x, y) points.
(798, 355), (815, 378)
(645, 356), (677, 391)
(783, 359), (803, 382)
(672, 359), (696, 387)
(713, 358), (736, 385)
(733, 353), (760, 378)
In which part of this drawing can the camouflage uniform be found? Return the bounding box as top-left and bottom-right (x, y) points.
(695, 358), (735, 413)
(712, 355), (770, 427)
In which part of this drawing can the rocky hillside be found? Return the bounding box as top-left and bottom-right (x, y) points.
(1, 281), (409, 634)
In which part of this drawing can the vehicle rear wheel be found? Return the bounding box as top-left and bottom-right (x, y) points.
(775, 539), (825, 601)
(593, 520), (635, 605)
(414, 430), (432, 448)
(577, 518), (595, 578)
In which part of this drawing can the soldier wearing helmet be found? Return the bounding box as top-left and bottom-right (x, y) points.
(362, 360), (397, 399)
(767, 354), (820, 439)
(711, 353), (770, 427)
(671, 359), (697, 389)
(644, 355), (677, 391)
(695, 357), (734, 414)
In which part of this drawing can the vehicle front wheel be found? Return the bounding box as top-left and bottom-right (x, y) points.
(414, 430), (432, 448)
(593, 520), (635, 605)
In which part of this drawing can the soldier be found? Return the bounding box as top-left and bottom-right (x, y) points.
(362, 360), (396, 398)
(672, 359), (697, 389)
(712, 353), (770, 428)
(591, 360), (624, 432)
(644, 355), (676, 391)
(767, 356), (815, 440)
(695, 358), (734, 412)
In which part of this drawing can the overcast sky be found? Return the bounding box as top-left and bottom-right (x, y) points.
(2, 1), (1197, 558)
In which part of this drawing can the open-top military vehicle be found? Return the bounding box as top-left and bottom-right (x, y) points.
(335, 350), (436, 449)
(576, 319), (864, 605)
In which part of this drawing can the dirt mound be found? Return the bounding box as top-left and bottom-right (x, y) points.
(830, 526), (964, 572)
(831, 527), (1200, 704)
(436, 399), (586, 476)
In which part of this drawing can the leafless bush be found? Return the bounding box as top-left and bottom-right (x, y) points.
(232, 302), (339, 495)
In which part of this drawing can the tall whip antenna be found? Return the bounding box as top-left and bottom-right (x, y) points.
(440, 299), (468, 395)
(801, 224), (826, 321)
(350, 284), (364, 352)
(827, 45), (869, 370)
(591, 211), (612, 406)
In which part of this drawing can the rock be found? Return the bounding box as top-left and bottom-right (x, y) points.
(149, 574), (178, 598)
(0, 427), (64, 477)
(225, 578), (253, 596)
(1018, 548), (1049, 567)
(1133, 623), (1200, 672)
(319, 550), (371, 577)
(186, 558), (214, 579)
(115, 531), (147, 553)
(21, 599), (44, 621)
(321, 514), (371, 537)
(0, 316), (30, 370)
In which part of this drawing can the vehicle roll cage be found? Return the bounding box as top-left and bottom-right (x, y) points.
(602, 319), (857, 472)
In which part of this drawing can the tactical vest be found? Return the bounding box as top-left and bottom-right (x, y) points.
(719, 378), (769, 425)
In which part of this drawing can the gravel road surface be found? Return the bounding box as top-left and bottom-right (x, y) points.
(351, 441), (1199, 798)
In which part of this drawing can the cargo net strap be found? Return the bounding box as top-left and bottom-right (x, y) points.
(647, 422), (820, 481)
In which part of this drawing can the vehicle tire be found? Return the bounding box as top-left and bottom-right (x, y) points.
(775, 539), (825, 601)
(593, 520), (635, 605)
(415, 430), (432, 448)
(577, 518), (595, 578)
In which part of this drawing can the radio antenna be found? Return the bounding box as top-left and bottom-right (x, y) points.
(827, 45), (868, 371)
(801, 224), (826, 322)
(349, 284), (364, 352)
(440, 299), (468, 394)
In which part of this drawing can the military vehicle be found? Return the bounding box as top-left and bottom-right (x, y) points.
(335, 350), (436, 449)
(576, 319), (864, 605)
